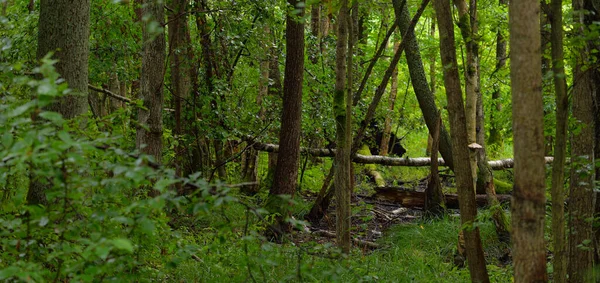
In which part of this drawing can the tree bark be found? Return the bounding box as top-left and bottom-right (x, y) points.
(29, 0), (90, 206)
(549, 0), (568, 280)
(252, 141), (554, 169)
(452, 0), (478, 186)
(509, 0), (548, 280)
(374, 188), (511, 209)
(392, 0), (454, 170)
(425, 111), (445, 215)
(567, 2), (596, 281)
(468, 0), (510, 243)
(37, 0), (90, 119)
(136, 0), (165, 163)
(242, 25), (271, 195)
(334, 0), (351, 253)
(351, 0), (428, 157)
(433, 0), (489, 281)
(168, 0), (191, 191)
(489, 0), (507, 147)
(267, 0), (305, 240)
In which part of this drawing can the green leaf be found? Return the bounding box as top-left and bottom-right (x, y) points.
(111, 238), (134, 253)
(0, 266), (20, 280)
(138, 218), (155, 235)
(95, 245), (112, 260)
(57, 131), (74, 145)
(7, 102), (34, 118)
(38, 111), (64, 124)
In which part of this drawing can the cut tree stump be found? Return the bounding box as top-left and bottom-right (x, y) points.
(372, 187), (511, 209)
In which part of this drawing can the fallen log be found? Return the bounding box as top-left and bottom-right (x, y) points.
(371, 187), (512, 209)
(251, 141), (554, 170)
(311, 229), (380, 249)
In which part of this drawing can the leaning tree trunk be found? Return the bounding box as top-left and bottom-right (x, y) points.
(136, 0), (165, 163)
(333, 0), (351, 253)
(29, 0), (91, 205)
(549, 0), (568, 280)
(267, 0), (305, 241)
(567, 2), (596, 281)
(509, 0), (548, 281)
(433, 0), (489, 281)
(392, 0), (454, 170)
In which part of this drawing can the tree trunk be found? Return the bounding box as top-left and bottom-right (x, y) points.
(29, 0), (90, 205)
(549, 0), (568, 280)
(108, 71), (122, 113)
(242, 25), (271, 195)
(309, 3), (320, 64)
(168, 0), (192, 189)
(468, 0), (510, 243)
(136, 0), (165, 163)
(488, 0), (507, 147)
(252, 141), (553, 169)
(426, 18), (436, 157)
(379, 41), (400, 156)
(567, 2), (596, 281)
(392, 0), (454, 170)
(433, 0), (489, 281)
(267, 0), (305, 241)
(452, 0), (478, 186)
(37, 0), (90, 119)
(351, 0), (428, 157)
(509, 0), (548, 281)
(425, 111), (445, 215)
(334, 0), (351, 253)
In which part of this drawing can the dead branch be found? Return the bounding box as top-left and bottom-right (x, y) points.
(251, 141), (554, 169)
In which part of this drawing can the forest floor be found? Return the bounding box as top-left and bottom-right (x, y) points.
(170, 175), (515, 282)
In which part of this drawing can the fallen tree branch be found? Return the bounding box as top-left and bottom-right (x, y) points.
(251, 141), (554, 169)
(88, 84), (132, 103)
(311, 230), (380, 249)
(371, 187), (512, 209)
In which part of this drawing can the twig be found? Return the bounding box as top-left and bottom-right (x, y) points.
(88, 84), (131, 103)
(311, 230), (380, 249)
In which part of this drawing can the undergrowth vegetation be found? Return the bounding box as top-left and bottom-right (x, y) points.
(0, 59), (517, 282)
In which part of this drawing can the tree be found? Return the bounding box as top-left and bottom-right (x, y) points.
(267, 0), (305, 240)
(452, 0), (478, 183)
(168, 0), (192, 191)
(392, 0), (454, 170)
(549, 0), (568, 279)
(29, 0), (91, 205)
(37, 0), (90, 119)
(136, 0), (166, 163)
(433, 0), (489, 281)
(488, 0), (508, 147)
(567, 1), (596, 281)
(509, 0), (548, 280)
(470, 0), (510, 243)
(333, 0), (351, 253)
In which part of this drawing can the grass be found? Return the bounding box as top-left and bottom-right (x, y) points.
(163, 198), (513, 282)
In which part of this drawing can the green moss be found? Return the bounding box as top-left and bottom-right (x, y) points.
(494, 178), (512, 194)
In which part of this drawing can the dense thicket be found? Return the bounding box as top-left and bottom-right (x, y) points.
(0, 0), (598, 281)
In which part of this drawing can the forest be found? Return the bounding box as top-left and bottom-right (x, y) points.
(0, 0), (599, 281)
